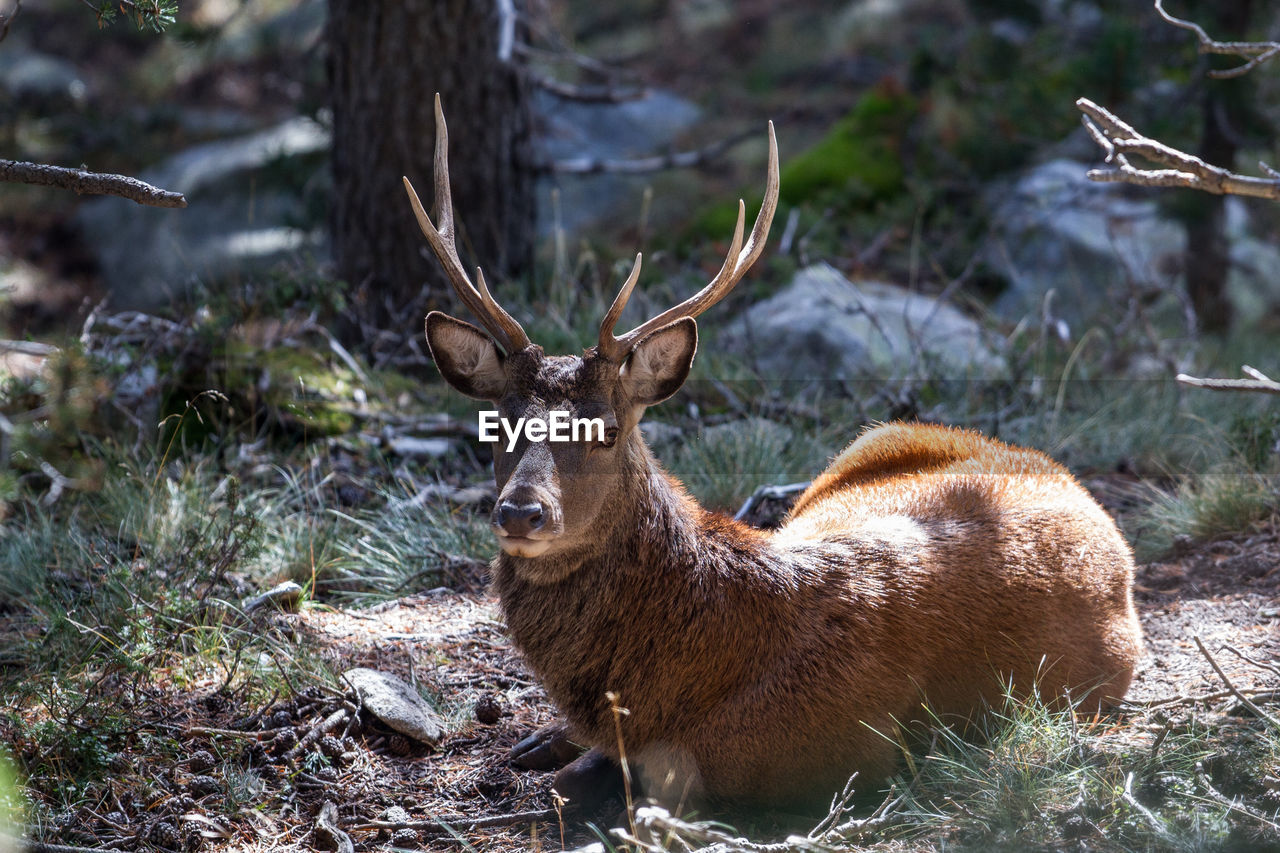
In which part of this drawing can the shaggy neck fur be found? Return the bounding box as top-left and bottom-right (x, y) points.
(491, 431), (802, 747)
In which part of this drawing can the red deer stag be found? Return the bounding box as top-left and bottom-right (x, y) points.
(405, 95), (1143, 812)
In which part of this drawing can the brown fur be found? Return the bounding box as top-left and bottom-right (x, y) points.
(410, 105), (1141, 812)
(425, 322), (1141, 814)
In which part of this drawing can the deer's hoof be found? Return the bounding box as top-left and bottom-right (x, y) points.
(509, 722), (585, 771)
(553, 750), (626, 811)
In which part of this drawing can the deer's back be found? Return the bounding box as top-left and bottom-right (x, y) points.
(681, 422), (1145, 806)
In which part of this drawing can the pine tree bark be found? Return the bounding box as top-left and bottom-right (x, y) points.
(1177, 0), (1255, 334)
(326, 0), (534, 342)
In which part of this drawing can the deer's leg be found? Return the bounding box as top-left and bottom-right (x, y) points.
(509, 722), (585, 771)
(553, 749), (626, 811)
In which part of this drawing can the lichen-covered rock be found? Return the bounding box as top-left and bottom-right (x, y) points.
(341, 668), (444, 747)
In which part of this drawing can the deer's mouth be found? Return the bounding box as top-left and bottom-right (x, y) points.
(497, 534), (556, 558)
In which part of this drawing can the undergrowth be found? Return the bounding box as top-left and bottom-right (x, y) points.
(614, 687), (1280, 852)
(0, 242), (1276, 846)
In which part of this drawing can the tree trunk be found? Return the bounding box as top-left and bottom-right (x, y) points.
(326, 0), (534, 343)
(1178, 0), (1254, 335)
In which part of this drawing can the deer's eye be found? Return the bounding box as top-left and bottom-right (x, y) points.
(600, 427), (619, 448)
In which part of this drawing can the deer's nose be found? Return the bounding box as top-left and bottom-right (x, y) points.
(493, 500), (546, 537)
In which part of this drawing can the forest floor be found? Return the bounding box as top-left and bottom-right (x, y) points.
(53, 505), (1276, 853)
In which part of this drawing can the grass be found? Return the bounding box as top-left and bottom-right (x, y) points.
(1133, 461), (1280, 561)
(626, 686), (1280, 852)
(2, 245), (1278, 847)
(665, 415), (833, 512)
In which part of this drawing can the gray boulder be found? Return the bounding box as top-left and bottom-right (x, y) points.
(984, 158), (1280, 327)
(726, 263), (1003, 381)
(0, 42), (86, 106)
(985, 158), (1184, 326)
(535, 88), (701, 237)
(77, 117), (330, 309)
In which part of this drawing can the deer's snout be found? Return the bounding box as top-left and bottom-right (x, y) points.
(492, 495), (559, 557)
(493, 500), (547, 537)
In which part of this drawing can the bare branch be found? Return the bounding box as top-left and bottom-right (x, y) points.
(0, 339), (58, 356)
(546, 128), (756, 175)
(1176, 365), (1280, 394)
(524, 66), (648, 103)
(514, 41), (641, 84)
(1077, 98), (1280, 199)
(1155, 0), (1280, 79)
(0, 158), (187, 207)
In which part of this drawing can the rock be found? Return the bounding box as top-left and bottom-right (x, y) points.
(701, 417), (793, 449)
(639, 420), (682, 448)
(983, 158), (1280, 327)
(76, 117), (330, 309)
(984, 159), (1184, 326)
(341, 668), (444, 747)
(726, 262), (1002, 381)
(535, 88), (701, 237)
(242, 581), (304, 614)
(0, 42), (87, 106)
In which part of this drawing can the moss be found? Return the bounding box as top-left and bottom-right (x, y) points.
(780, 89), (915, 205)
(222, 344), (358, 436)
(689, 88), (918, 242)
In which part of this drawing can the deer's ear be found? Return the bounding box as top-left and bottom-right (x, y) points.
(620, 317), (698, 407)
(425, 311), (507, 401)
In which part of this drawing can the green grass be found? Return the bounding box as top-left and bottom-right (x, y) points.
(629, 687), (1280, 852)
(665, 416), (833, 512)
(1133, 461), (1280, 561)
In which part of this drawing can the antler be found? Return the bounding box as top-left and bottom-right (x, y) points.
(596, 120), (780, 363)
(403, 94), (531, 355)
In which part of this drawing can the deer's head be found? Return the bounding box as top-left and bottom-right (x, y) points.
(407, 95), (777, 564)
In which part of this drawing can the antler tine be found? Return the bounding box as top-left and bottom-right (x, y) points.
(598, 120), (780, 362)
(403, 93), (531, 354)
(596, 253), (643, 362)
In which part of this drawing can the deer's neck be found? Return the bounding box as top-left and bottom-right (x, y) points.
(494, 434), (770, 593)
(491, 434), (804, 746)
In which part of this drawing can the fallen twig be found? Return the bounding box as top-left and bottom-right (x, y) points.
(314, 801), (354, 853)
(349, 808), (559, 834)
(1195, 763), (1280, 831)
(0, 159), (187, 207)
(284, 707), (349, 762)
(1122, 688), (1280, 710)
(734, 482), (811, 522)
(0, 340), (57, 356)
(1224, 646), (1280, 679)
(23, 841), (125, 853)
(1193, 635), (1280, 729)
(171, 724), (290, 740)
(547, 129), (756, 175)
(1122, 771), (1170, 838)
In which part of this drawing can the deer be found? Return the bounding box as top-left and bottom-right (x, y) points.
(404, 95), (1144, 813)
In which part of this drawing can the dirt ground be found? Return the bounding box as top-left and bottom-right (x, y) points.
(30, 506), (1278, 852)
(237, 515), (1279, 851)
